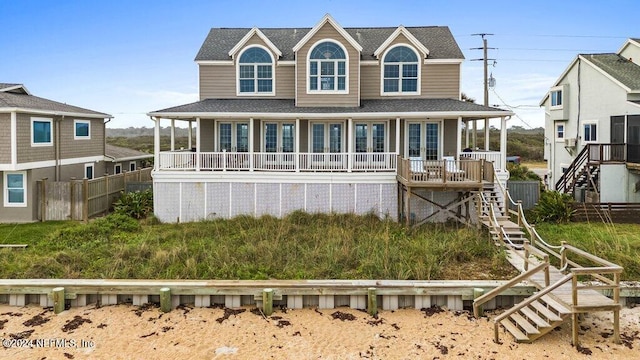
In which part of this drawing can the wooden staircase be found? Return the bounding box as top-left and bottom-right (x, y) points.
(477, 182), (526, 246)
(498, 294), (570, 343)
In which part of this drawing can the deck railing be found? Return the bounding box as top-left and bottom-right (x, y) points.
(462, 151), (502, 171)
(158, 151), (398, 172)
(397, 157), (491, 184)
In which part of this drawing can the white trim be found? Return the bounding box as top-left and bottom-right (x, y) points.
(196, 60), (234, 66)
(114, 163), (122, 174)
(84, 163), (95, 180)
(306, 38), (349, 94)
(0, 160), (55, 171)
(0, 107), (111, 119)
(73, 119), (91, 140)
(10, 112), (17, 165)
(549, 85), (564, 110)
(616, 38), (640, 56)
(582, 120), (598, 143)
(129, 161), (137, 171)
(379, 43), (421, 96)
(228, 27), (282, 59)
(236, 44), (276, 96)
(423, 58), (463, 64)
(152, 170), (398, 184)
(539, 57), (579, 105)
(555, 122), (566, 142)
(373, 26), (429, 59)
(277, 60), (295, 66)
(361, 60), (379, 66)
(629, 100), (640, 109)
(30, 117), (53, 147)
(3, 171), (27, 207)
(0, 84), (31, 95)
(292, 14), (362, 53)
(148, 110), (513, 119)
(60, 155), (104, 166)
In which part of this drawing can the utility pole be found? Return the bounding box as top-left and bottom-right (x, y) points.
(470, 34), (495, 150)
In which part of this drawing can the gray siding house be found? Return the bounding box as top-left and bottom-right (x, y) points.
(0, 83), (111, 222)
(148, 14), (512, 223)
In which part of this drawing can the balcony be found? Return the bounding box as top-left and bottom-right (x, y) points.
(396, 157), (494, 188)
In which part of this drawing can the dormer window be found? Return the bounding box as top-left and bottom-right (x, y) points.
(382, 45), (419, 95)
(238, 47), (273, 95)
(308, 41), (347, 92)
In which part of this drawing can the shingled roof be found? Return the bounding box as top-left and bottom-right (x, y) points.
(105, 144), (153, 162)
(150, 98), (510, 119)
(582, 53), (640, 91)
(0, 89), (111, 118)
(195, 26), (464, 61)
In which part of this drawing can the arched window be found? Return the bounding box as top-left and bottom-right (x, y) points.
(383, 45), (419, 94)
(238, 47), (273, 94)
(309, 41), (347, 91)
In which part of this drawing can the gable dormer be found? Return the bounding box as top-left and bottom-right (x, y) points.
(618, 38), (640, 66)
(228, 29), (282, 97)
(293, 14), (362, 107)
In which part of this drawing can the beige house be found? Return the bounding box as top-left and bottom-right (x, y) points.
(0, 83), (111, 222)
(148, 14), (512, 223)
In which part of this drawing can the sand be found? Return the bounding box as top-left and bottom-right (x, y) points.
(0, 304), (638, 359)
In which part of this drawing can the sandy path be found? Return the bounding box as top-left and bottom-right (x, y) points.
(0, 304), (638, 359)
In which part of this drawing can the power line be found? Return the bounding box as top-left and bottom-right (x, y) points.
(490, 88), (539, 130)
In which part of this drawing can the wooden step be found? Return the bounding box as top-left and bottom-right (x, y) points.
(510, 313), (540, 336)
(520, 307), (551, 329)
(499, 318), (530, 342)
(530, 300), (563, 322)
(540, 295), (571, 315)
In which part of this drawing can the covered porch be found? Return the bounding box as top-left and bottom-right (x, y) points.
(149, 99), (512, 181)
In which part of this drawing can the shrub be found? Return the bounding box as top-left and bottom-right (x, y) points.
(507, 163), (541, 181)
(531, 191), (575, 223)
(113, 190), (153, 219)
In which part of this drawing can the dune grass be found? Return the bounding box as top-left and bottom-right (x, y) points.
(0, 212), (516, 280)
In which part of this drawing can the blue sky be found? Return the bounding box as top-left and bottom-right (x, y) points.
(2, 0), (638, 129)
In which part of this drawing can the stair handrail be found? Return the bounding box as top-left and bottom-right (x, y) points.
(478, 191), (523, 250)
(492, 273), (574, 343)
(555, 145), (590, 193)
(473, 260), (549, 318)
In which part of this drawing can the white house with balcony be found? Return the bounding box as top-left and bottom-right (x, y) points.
(148, 14), (512, 223)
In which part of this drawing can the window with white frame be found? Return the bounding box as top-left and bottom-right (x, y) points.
(74, 120), (91, 139)
(551, 89), (563, 107)
(4, 172), (27, 207)
(382, 45), (419, 94)
(129, 162), (136, 171)
(31, 117), (53, 146)
(583, 123), (597, 142)
(85, 163), (94, 180)
(556, 123), (565, 140)
(238, 47), (273, 94)
(114, 163), (122, 174)
(309, 41), (347, 92)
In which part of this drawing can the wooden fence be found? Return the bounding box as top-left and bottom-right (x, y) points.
(37, 168), (152, 221)
(506, 180), (541, 210)
(571, 202), (640, 223)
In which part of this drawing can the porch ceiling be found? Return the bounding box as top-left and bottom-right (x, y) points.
(148, 98), (512, 120)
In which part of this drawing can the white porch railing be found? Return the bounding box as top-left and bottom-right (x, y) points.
(461, 151), (502, 171)
(158, 151), (398, 172)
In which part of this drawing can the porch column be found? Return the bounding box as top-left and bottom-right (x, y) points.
(188, 120), (193, 150)
(170, 119), (175, 151)
(472, 119), (477, 149)
(464, 119), (470, 148)
(295, 118), (300, 172)
(347, 118), (353, 172)
(395, 117), (401, 155)
(249, 118), (254, 171)
(484, 118), (490, 151)
(153, 117), (161, 171)
(456, 116), (462, 159)
(196, 117), (201, 171)
(500, 116), (507, 172)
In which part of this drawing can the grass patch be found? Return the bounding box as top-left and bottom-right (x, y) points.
(534, 222), (640, 280)
(0, 212), (516, 280)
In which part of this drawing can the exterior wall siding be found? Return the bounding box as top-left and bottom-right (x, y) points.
(16, 113), (56, 163)
(361, 62), (460, 99)
(59, 118), (104, 160)
(295, 23), (360, 107)
(0, 113), (10, 164)
(199, 65), (236, 100)
(0, 167), (56, 223)
(153, 180), (398, 223)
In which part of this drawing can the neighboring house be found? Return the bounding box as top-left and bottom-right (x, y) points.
(541, 38), (640, 203)
(105, 144), (153, 175)
(0, 83), (111, 222)
(148, 14), (512, 223)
